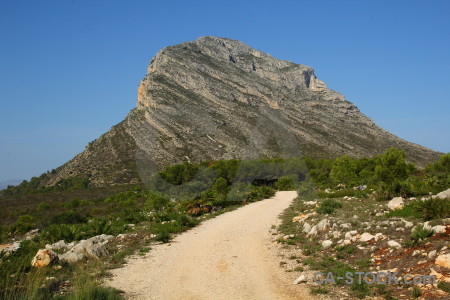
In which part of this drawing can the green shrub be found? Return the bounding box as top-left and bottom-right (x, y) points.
(316, 199), (343, 214)
(407, 225), (434, 246)
(53, 275), (123, 300)
(153, 231), (171, 243)
(438, 281), (450, 293)
(411, 286), (421, 298)
(48, 211), (87, 225)
(275, 176), (295, 190)
(11, 215), (36, 234)
(414, 198), (450, 220)
(37, 201), (50, 211)
(40, 224), (84, 243)
(87, 219), (112, 236)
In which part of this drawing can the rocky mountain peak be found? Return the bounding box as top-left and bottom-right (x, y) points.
(43, 37), (440, 187)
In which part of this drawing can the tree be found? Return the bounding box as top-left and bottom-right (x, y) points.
(330, 155), (357, 186)
(374, 147), (414, 198)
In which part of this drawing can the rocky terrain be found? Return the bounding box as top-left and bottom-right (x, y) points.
(274, 188), (450, 299)
(41, 36), (440, 187)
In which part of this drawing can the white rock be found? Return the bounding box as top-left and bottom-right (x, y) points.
(412, 250), (421, 256)
(302, 223), (311, 234)
(403, 221), (413, 228)
(428, 250), (437, 259)
(432, 188), (450, 200)
(307, 225), (317, 236)
(387, 240), (401, 249)
(322, 240), (333, 248)
(387, 197), (404, 210)
(435, 254), (450, 269)
(359, 232), (375, 242)
(293, 274), (307, 284)
(317, 219), (329, 231)
(342, 239), (352, 245)
(432, 225), (446, 234)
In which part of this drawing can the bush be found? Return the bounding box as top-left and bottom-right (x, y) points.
(40, 224), (84, 243)
(414, 198), (450, 220)
(330, 155), (358, 186)
(407, 225), (434, 246)
(11, 215), (36, 234)
(48, 211), (87, 225)
(316, 199), (343, 215)
(275, 176), (295, 190)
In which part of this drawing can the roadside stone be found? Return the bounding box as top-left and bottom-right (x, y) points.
(432, 225), (446, 234)
(387, 240), (401, 249)
(359, 232), (375, 242)
(322, 240), (333, 248)
(387, 197), (404, 210)
(31, 249), (59, 267)
(293, 274), (307, 284)
(432, 188), (450, 200)
(428, 250), (437, 259)
(436, 254), (450, 269)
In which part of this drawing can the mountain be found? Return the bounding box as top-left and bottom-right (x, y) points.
(43, 36), (441, 187)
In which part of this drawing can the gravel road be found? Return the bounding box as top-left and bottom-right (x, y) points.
(107, 191), (311, 300)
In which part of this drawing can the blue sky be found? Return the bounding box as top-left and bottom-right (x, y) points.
(0, 0), (449, 182)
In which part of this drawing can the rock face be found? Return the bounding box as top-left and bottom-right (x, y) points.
(43, 36), (441, 187)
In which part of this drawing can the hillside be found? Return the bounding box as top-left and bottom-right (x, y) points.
(41, 36), (440, 187)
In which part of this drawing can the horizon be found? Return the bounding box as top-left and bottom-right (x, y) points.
(1, 0), (449, 182)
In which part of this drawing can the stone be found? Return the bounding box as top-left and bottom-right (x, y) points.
(293, 274), (307, 284)
(31, 249), (59, 267)
(431, 225), (446, 234)
(302, 222), (311, 234)
(432, 188), (450, 200)
(359, 232), (375, 242)
(387, 240), (401, 249)
(45, 240), (68, 251)
(387, 197), (404, 211)
(317, 219), (329, 231)
(428, 250), (437, 259)
(436, 254), (450, 269)
(0, 241), (20, 255)
(307, 225), (317, 236)
(322, 240), (333, 248)
(59, 234), (114, 264)
(403, 220), (413, 228)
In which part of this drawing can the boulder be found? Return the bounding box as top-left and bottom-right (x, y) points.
(387, 197), (404, 210)
(428, 250), (437, 259)
(302, 223), (311, 234)
(45, 240), (68, 251)
(31, 249), (59, 267)
(0, 241), (21, 255)
(58, 234), (114, 264)
(359, 232), (375, 242)
(387, 240), (401, 249)
(293, 274), (307, 284)
(317, 219), (329, 231)
(321, 240), (333, 248)
(436, 254), (450, 269)
(432, 225), (446, 234)
(432, 188), (450, 200)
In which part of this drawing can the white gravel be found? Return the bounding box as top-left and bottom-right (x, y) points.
(106, 191), (311, 299)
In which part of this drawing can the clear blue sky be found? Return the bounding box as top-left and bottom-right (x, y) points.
(1, 0), (449, 182)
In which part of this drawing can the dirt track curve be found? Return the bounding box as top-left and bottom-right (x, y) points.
(107, 191), (311, 300)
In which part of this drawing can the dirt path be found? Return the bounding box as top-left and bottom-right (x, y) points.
(106, 191), (311, 300)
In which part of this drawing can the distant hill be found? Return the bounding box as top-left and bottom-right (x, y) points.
(38, 36), (441, 187)
(0, 179), (23, 190)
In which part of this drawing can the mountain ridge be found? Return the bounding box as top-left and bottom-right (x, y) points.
(42, 36), (441, 187)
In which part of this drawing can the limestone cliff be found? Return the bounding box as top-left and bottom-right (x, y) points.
(45, 36), (441, 186)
